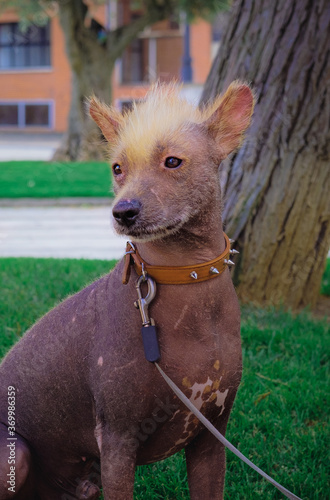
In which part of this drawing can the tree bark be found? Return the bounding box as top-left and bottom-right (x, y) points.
(54, 0), (114, 160)
(201, 0), (330, 309)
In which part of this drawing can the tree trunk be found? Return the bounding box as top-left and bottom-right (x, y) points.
(53, 0), (115, 161)
(54, 0), (170, 161)
(52, 54), (115, 161)
(201, 0), (330, 309)
(52, 56), (115, 161)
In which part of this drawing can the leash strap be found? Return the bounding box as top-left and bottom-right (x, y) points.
(154, 362), (302, 500)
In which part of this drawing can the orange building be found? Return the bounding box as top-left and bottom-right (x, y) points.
(0, 2), (214, 134)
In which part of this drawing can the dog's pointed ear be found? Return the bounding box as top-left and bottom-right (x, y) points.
(204, 82), (255, 159)
(88, 96), (122, 143)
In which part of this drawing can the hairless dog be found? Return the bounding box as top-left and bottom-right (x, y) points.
(0, 81), (254, 499)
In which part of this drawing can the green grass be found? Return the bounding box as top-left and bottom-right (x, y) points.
(0, 258), (115, 357)
(1, 258), (329, 499)
(0, 161), (113, 198)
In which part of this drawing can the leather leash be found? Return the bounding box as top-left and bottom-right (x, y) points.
(123, 240), (302, 500)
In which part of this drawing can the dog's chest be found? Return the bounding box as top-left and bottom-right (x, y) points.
(103, 269), (241, 465)
(136, 359), (230, 464)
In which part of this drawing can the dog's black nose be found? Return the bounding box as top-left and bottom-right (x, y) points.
(112, 199), (141, 227)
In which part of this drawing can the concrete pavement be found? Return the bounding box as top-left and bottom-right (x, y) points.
(0, 205), (127, 260)
(0, 197), (111, 207)
(0, 132), (62, 161)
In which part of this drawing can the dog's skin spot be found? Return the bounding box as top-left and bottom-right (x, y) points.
(212, 380), (220, 390)
(189, 377), (228, 415)
(186, 421), (198, 433)
(97, 356), (103, 367)
(213, 359), (220, 371)
(151, 409), (201, 461)
(94, 420), (103, 453)
(174, 304), (189, 330)
(215, 388), (229, 413)
(141, 375), (230, 463)
(182, 377), (191, 388)
(165, 378), (229, 454)
(189, 414), (199, 425)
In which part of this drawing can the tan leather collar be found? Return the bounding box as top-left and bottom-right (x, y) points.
(122, 233), (232, 285)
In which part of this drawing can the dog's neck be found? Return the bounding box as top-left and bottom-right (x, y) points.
(134, 205), (225, 268)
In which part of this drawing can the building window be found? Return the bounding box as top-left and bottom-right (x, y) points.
(0, 102), (53, 128)
(122, 38), (143, 83)
(120, 12), (148, 84)
(0, 104), (18, 126)
(0, 22), (50, 69)
(118, 99), (142, 113)
(168, 15), (180, 31)
(120, 100), (134, 113)
(25, 104), (50, 126)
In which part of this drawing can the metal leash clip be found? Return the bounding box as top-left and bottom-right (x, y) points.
(134, 273), (160, 362)
(135, 273), (156, 326)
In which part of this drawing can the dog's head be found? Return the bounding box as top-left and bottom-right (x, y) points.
(89, 82), (254, 242)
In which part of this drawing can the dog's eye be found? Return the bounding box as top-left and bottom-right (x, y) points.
(112, 163), (122, 176)
(164, 157), (182, 169)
